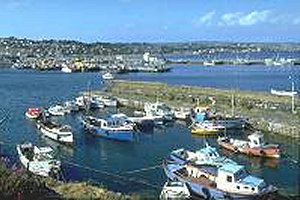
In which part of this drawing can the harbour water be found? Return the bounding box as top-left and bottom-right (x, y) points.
(119, 64), (300, 92)
(0, 67), (299, 196)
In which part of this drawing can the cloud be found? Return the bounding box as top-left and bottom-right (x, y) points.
(194, 11), (216, 26)
(293, 18), (300, 25)
(239, 10), (271, 25)
(221, 12), (242, 26)
(220, 10), (271, 26)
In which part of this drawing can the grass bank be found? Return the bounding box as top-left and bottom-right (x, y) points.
(0, 158), (143, 199)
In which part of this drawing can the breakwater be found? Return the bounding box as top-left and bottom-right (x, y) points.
(92, 80), (300, 140)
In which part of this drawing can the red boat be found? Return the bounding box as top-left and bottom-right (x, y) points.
(25, 108), (42, 119)
(217, 132), (280, 158)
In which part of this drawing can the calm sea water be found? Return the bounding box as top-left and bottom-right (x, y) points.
(119, 64), (300, 92)
(0, 67), (299, 196)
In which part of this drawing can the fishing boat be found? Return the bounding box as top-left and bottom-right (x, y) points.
(81, 114), (135, 142)
(163, 161), (277, 199)
(160, 180), (191, 199)
(16, 143), (61, 177)
(95, 96), (118, 107)
(191, 121), (225, 135)
(168, 143), (236, 166)
(75, 96), (104, 110)
(61, 66), (72, 73)
(144, 102), (174, 121)
(173, 107), (190, 120)
(102, 72), (114, 80)
(217, 132), (280, 158)
(270, 89), (297, 97)
(25, 107), (42, 119)
(64, 100), (80, 113)
(48, 105), (68, 116)
(36, 120), (73, 144)
(89, 96), (105, 109)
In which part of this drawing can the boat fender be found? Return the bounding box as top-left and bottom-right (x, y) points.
(234, 146), (239, 153)
(260, 149), (265, 155)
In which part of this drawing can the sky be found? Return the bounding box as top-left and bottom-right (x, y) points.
(0, 0), (300, 43)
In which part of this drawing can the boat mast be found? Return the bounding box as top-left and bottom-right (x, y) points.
(231, 92), (235, 116)
(292, 80), (296, 114)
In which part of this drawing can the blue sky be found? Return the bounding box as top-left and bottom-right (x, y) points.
(1, 0), (300, 42)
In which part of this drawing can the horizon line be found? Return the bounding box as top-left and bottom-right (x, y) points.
(1, 36), (300, 45)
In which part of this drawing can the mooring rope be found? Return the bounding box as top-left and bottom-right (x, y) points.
(63, 159), (161, 189)
(122, 164), (162, 174)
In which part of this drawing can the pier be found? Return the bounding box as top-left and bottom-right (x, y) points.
(90, 80), (300, 140)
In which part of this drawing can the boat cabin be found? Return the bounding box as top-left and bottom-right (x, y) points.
(216, 163), (264, 195)
(144, 102), (174, 119)
(247, 132), (265, 148)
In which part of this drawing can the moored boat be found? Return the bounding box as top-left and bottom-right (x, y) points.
(163, 161), (277, 199)
(81, 114), (135, 142)
(173, 107), (190, 120)
(102, 72), (114, 80)
(48, 104), (68, 116)
(25, 107), (42, 119)
(144, 102), (174, 122)
(16, 143), (61, 177)
(217, 132), (280, 158)
(160, 180), (191, 199)
(270, 89), (297, 97)
(191, 121), (225, 135)
(96, 96), (118, 107)
(168, 143), (236, 166)
(36, 120), (73, 144)
(61, 66), (72, 73)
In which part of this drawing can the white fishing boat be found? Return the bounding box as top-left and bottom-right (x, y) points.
(48, 105), (68, 116)
(160, 180), (191, 199)
(16, 143), (61, 177)
(64, 100), (79, 112)
(203, 60), (216, 66)
(144, 102), (174, 121)
(95, 96), (118, 107)
(37, 120), (73, 144)
(191, 121), (225, 135)
(102, 72), (114, 80)
(173, 107), (190, 120)
(61, 66), (72, 73)
(270, 89), (297, 97)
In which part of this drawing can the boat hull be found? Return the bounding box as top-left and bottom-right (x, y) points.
(191, 127), (219, 135)
(218, 140), (280, 158)
(37, 123), (73, 144)
(87, 126), (134, 142)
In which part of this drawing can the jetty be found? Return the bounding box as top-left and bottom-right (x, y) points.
(88, 80), (300, 140)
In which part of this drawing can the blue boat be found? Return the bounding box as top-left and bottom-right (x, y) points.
(81, 114), (135, 142)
